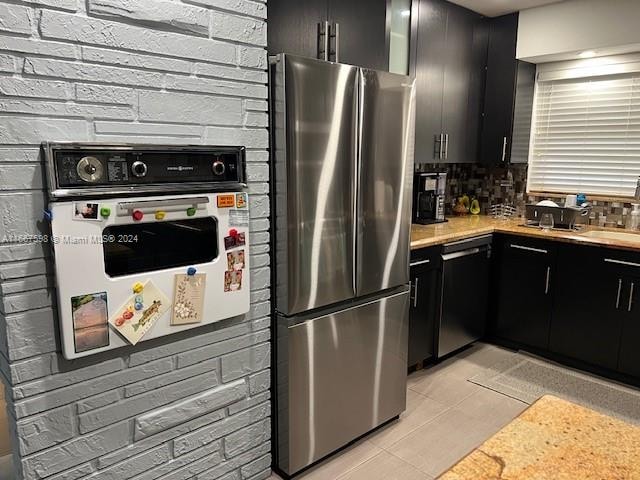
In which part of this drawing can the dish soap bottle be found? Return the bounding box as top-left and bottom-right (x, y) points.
(628, 204), (640, 230)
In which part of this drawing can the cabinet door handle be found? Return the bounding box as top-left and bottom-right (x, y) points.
(510, 244), (548, 254)
(439, 134), (445, 160)
(545, 266), (551, 294)
(413, 277), (419, 308)
(604, 258), (640, 268)
(318, 21), (329, 61)
(616, 278), (622, 309)
(433, 134), (441, 160)
(629, 282), (635, 312)
(444, 134), (449, 160)
(410, 259), (431, 267)
(501, 136), (508, 162)
(330, 22), (340, 63)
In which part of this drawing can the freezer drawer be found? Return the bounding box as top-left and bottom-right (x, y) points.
(277, 289), (409, 475)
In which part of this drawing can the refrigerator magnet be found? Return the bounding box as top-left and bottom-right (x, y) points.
(71, 291), (109, 353)
(73, 203), (101, 221)
(224, 270), (243, 292)
(229, 209), (249, 227)
(217, 194), (235, 208)
(235, 193), (248, 209)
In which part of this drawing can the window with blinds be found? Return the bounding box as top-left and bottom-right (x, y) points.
(528, 72), (640, 197)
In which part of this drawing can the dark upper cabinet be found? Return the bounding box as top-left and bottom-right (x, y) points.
(328, 0), (389, 70)
(413, 0), (446, 163)
(549, 245), (625, 371)
(492, 235), (555, 350)
(413, 0), (486, 163)
(267, 0), (327, 61)
(480, 13), (536, 164)
(267, 0), (389, 71)
(408, 247), (441, 367)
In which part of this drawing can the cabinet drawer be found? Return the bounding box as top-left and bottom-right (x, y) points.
(410, 245), (441, 270)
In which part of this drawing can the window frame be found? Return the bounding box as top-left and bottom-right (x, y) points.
(527, 53), (640, 200)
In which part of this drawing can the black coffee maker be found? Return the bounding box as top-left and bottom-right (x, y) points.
(413, 172), (447, 225)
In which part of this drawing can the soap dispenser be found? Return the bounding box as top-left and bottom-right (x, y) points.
(628, 204), (640, 230)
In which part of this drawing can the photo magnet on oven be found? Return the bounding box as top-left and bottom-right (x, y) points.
(71, 292), (109, 353)
(73, 203), (101, 221)
(235, 193), (248, 209)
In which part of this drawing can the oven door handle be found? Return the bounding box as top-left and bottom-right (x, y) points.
(116, 196), (210, 215)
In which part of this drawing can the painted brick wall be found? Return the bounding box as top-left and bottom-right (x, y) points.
(0, 1), (271, 479)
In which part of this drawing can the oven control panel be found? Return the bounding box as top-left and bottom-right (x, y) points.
(45, 144), (246, 198)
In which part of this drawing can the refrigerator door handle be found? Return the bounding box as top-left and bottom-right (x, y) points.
(354, 71), (363, 295)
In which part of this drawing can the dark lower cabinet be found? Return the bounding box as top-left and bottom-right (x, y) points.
(408, 247), (440, 367)
(550, 246), (625, 371)
(492, 235), (555, 350)
(618, 274), (640, 377)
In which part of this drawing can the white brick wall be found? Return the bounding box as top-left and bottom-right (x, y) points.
(0, 1), (271, 479)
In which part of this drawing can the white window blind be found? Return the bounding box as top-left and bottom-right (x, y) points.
(528, 72), (640, 197)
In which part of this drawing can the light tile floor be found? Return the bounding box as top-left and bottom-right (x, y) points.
(269, 342), (528, 480)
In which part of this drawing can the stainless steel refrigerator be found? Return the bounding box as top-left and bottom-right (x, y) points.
(270, 54), (416, 477)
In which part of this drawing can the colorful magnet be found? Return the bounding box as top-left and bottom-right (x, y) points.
(224, 270), (243, 292)
(224, 230), (246, 250)
(123, 310), (134, 320)
(132, 282), (144, 294)
(227, 250), (245, 271)
(236, 232), (246, 247)
(187, 267), (197, 276)
(235, 193), (248, 209)
(100, 206), (111, 218)
(132, 209), (144, 221)
(73, 203), (100, 221)
(217, 194), (235, 208)
(71, 291), (109, 354)
(134, 302), (143, 311)
(224, 235), (236, 250)
(134, 295), (143, 303)
(155, 211), (166, 220)
(186, 207), (196, 217)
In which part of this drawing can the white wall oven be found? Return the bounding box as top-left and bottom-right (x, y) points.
(44, 143), (250, 359)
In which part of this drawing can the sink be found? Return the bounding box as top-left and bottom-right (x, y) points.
(580, 230), (640, 243)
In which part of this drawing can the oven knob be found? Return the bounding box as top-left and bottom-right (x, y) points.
(131, 161), (148, 178)
(132, 209), (144, 221)
(76, 156), (103, 183)
(212, 160), (226, 176)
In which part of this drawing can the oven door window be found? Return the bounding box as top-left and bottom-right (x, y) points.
(103, 217), (218, 277)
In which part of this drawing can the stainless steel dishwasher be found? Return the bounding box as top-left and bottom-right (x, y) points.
(437, 235), (491, 358)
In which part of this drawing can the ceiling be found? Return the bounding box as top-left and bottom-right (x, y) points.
(447, 0), (565, 17)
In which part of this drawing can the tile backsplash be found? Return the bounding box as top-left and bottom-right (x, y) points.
(416, 163), (636, 228)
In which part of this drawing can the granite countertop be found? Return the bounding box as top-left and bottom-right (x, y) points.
(411, 215), (640, 252)
(439, 395), (640, 479)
